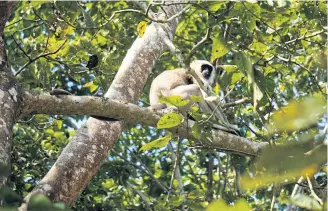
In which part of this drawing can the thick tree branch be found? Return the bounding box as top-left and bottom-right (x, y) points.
(20, 91), (160, 126)
(0, 1), (20, 188)
(21, 91), (267, 157)
(19, 3), (185, 209)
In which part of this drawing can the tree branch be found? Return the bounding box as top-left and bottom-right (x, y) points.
(21, 91), (267, 157)
(15, 40), (68, 76)
(222, 98), (251, 108)
(284, 30), (325, 45)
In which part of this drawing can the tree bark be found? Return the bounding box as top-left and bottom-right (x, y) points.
(20, 91), (267, 156)
(0, 1), (19, 187)
(19, 3), (184, 209)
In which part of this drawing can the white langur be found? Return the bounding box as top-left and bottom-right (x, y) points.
(149, 60), (239, 134)
(149, 60), (215, 112)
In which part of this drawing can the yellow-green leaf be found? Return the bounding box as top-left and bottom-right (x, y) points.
(249, 40), (268, 54)
(241, 141), (326, 190)
(269, 95), (326, 133)
(218, 65), (238, 72)
(213, 83), (220, 95)
(56, 120), (63, 129)
(190, 95), (203, 103)
(211, 34), (229, 61)
(208, 2), (224, 11)
(137, 21), (147, 38)
(207, 199), (250, 211)
(53, 132), (64, 139)
(140, 135), (171, 151)
(44, 129), (54, 135)
(231, 72), (244, 84)
(159, 95), (190, 107)
(157, 113), (183, 129)
(102, 179), (116, 189)
(83, 81), (99, 93)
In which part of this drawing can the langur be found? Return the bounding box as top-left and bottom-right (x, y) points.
(149, 60), (239, 134)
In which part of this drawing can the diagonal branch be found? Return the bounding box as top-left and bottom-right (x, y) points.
(15, 40), (68, 76)
(19, 3), (186, 210)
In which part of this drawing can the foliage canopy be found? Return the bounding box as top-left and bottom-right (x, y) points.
(2, 1), (327, 210)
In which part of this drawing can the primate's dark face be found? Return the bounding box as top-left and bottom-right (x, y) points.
(201, 64), (213, 79)
(190, 60), (216, 85)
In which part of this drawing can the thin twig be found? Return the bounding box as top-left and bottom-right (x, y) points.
(166, 142), (184, 202)
(12, 36), (31, 60)
(222, 98), (251, 108)
(293, 61), (325, 95)
(306, 176), (324, 205)
(186, 27), (211, 64)
(126, 181), (152, 209)
(285, 30), (325, 45)
(112, 150), (169, 192)
(270, 186), (276, 211)
(15, 40), (68, 76)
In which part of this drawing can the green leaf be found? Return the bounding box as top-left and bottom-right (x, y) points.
(102, 179), (116, 189)
(159, 95), (190, 107)
(56, 120), (63, 130)
(241, 140), (327, 190)
(28, 194), (53, 211)
(190, 95), (203, 103)
(191, 123), (201, 139)
(207, 199), (250, 211)
(157, 113), (183, 129)
(231, 72), (244, 85)
(211, 34), (229, 61)
(53, 202), (71, 210)
(80, 7), (95, 28)
(269, 95), (326, 133)
(0, 187), (22, 205)
(208, 2), (224, 11)
(218, 65), (238, 72)
(249, 40), (268, 54)
(140, 135), (171, 151)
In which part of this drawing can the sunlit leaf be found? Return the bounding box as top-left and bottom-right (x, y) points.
(137, 21), (147, 38)
(249, 40), (268, 54)
(159, 95), (190, 107)
(83, 81), (99, 93)
(241, 141), (327, 190)
(218, 65), (238, 72)
(211, 33), (229, 61)
(157, 113), (183, 129)
(140, 135), (171, 151)
(208, 2), (224, 11)
(207, 199), (250, 211)
(190, 95), (203, 103)
(213, 83), (220, 95)
(56, 120), (63, 129)
(231, 72), (244, 85)
(102, 179), (116, 189)
(269, 95), (326, 133)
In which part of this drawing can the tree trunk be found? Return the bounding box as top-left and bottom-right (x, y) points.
(19, 3), (184, 209)
(0, 1), (19, 187)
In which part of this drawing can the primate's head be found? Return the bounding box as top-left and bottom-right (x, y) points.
(190, 60), (216, 86)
